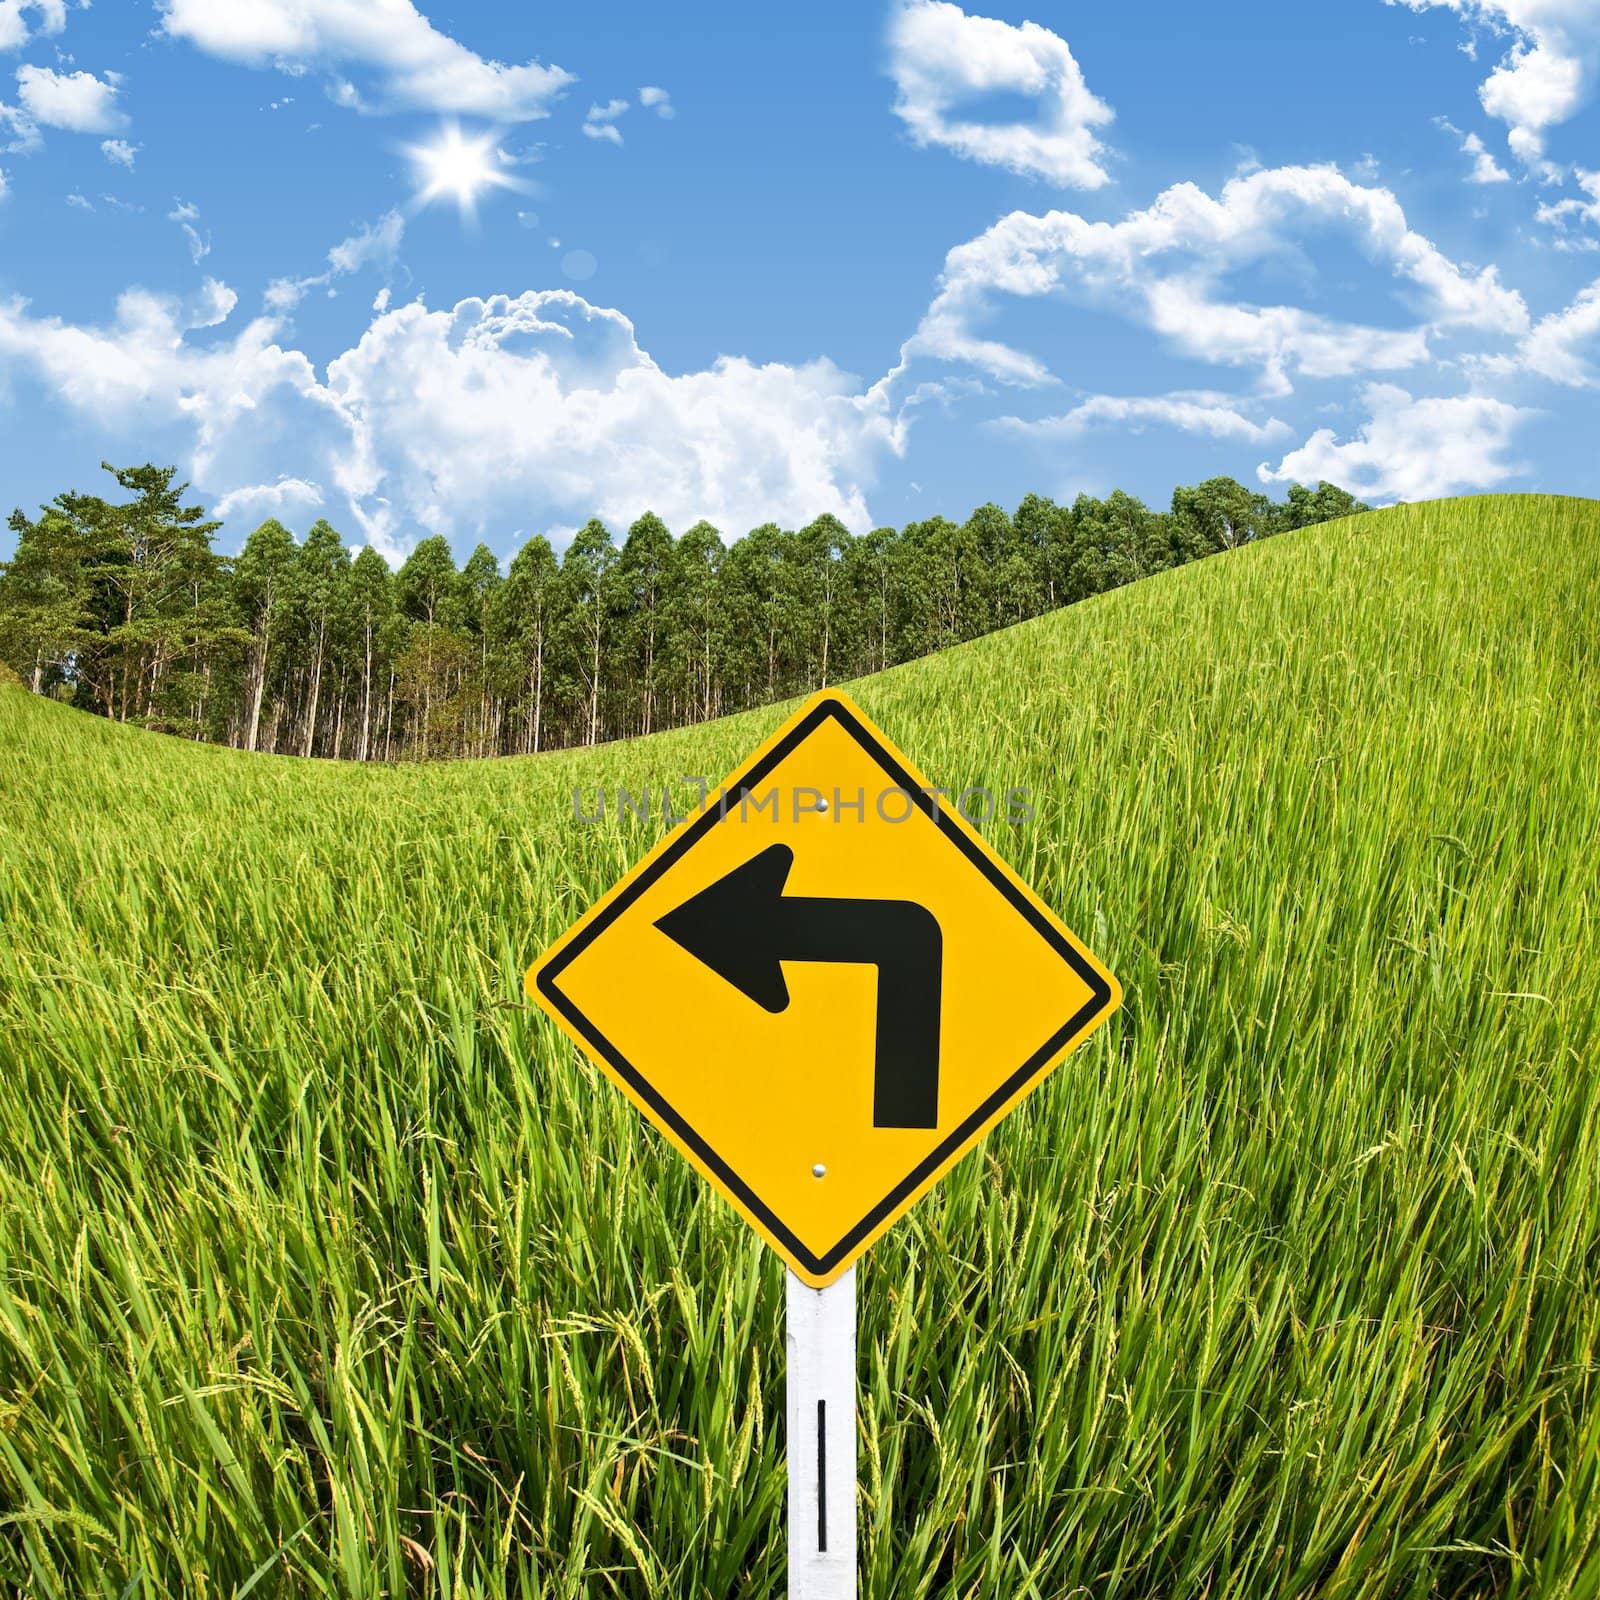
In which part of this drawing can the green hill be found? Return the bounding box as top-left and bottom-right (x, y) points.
(1, 494), (1597, 1598)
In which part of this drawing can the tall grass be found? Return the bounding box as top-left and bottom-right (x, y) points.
(1, 493), (1597, 1598)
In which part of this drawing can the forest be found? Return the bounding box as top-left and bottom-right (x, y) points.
(0, 463), (1366, 760)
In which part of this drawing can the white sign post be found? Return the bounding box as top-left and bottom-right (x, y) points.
(786, 1266), (857, 1599)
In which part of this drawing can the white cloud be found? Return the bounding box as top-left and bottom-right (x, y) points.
(190, 277), (240, 328)
(1259, 382), (1536, 500)
(1462, 129), (1512, 181)
(0, 284), (898, 562)
(157, 0), (572, 120)
(893, 163), (1528, 396)
(327, 76), (370, 113)
(265, 208), (406, 311)
(0, 164), (9, 200)
(0, 99), (36, 153)
(168, 197), (210, 262)
(1483, 277), (1600, 383)
(1390, 1), (1599, 169)
(100, 137), (137, 168)
(65, 189), (91, 210)
(263, 276), (306, 314)
(0, 0), (66, 54)
(886, 0), (1113, 186)
(998, 391), (1293, 443)
(1536, 164), (1600, 244)
(328, 208), (405, 273)
(1434, 115), (1512, 180)
(213, 476), (325, 520)
(15, 64), (127, 133)
(322, 291), (893, 556)
(0, 282), (321, 491)
(639, 84), (674, 118)
(583, 97), (628, 145)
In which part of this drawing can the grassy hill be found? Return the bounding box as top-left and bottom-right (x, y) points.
(1, 494), (1597, 1598)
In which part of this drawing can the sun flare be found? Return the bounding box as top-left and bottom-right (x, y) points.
(405, 122), (523, 217)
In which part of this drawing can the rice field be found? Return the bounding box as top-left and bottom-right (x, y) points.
(1, 493), (1597, 1598)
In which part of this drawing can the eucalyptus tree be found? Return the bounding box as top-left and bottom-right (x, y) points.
(1012, 493), (1061, 612)
(616, 511), (674, 737)
(898, 514), (991, 655)
(458, 543), (503, 757)
(844, 526), (902, 678)
(3, 459), (1378, 760)
(232, 518), (298, 752)
(395, 535), (462, 757)
(1280, 480), (1368, 529)
(345, 546), (394, 762)
(160, 528), (240, 739)
(664, 519), (723, 726)
(560, 519), (618, 747)
(1078, 490), (1170, 588)
(721, 522), (793, 709)
(959, 503), (1016, 634)
(496, 535), (562, 755)
(292, 519), (351, 757)
(1171, 476), (1275, 560)
(794, 513), (854, 689)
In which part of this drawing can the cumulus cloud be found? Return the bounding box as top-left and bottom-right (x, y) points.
(0, 0), (65, 53)
(321, 292), (893, 555)
(100, 137), (138, 168)
(1390, 1), (1599, 169)
(997, 392), (1293, 443)
(639, 84), (674, 118)
(1482, 278), (1600, 383)
(583, 97), (628, 145)
(157, 0), (572, 120)
(15, 65), (128, 134)
(213, 477), (325, 520)
(1259, 382), (1536, 500)
(0, 281), (320, 492)
(0, 284), (898, 560)
(892, 163), (1529, 396)
(887, 0), (1113, 186)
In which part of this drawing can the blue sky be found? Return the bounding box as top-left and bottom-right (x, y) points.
(1, 0), (1598, 562)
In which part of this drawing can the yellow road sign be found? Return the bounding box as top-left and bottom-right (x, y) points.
(526, 689), (1120, 1287)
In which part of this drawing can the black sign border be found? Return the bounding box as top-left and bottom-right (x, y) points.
(535, 694), (1114, 1278)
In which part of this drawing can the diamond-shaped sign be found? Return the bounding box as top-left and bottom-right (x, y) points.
(526, 689), (1119, 1286)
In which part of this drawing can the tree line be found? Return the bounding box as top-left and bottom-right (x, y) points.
(0, 463), (1367, 760)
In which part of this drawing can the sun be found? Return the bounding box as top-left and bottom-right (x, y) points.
(405, 121), (524, 219)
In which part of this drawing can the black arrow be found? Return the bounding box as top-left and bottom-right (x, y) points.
(654, 842), (943, 1129)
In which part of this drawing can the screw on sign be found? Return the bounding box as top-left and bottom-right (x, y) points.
(526, 689), (1120, 1597)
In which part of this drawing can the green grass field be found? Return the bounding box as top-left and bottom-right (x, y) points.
(2, 494), (1598, 1598)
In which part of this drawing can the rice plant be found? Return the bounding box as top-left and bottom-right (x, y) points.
(0, 494), (1596, 1597)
